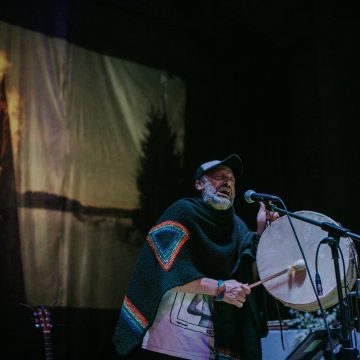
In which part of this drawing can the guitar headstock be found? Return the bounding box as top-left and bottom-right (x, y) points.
(33, 305), (53, 334)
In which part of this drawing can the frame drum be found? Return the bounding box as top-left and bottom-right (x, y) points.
(256, 211), (358, 312)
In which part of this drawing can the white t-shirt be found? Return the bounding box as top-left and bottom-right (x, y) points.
(142, 289), (215, 359)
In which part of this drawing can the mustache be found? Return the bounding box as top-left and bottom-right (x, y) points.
(217, 184), (231, 191)
(216, 185), (232, 194)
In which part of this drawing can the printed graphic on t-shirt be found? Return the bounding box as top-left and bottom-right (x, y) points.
(170, 292), (214, 336)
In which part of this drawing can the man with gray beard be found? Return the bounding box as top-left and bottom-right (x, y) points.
(113, 154), (278, 360)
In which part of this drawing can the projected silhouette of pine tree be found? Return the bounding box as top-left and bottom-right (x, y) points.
(134, 107), (183, 238)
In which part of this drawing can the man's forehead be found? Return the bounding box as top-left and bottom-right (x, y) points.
(205, 166), (234, 176)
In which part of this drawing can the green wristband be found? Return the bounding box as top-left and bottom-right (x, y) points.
(214, 279), (225, 301)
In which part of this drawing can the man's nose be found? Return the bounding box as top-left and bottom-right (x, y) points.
(223, 178), (235, 185)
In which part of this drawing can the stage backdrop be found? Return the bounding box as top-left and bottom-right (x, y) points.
(0, 20), (186, 310)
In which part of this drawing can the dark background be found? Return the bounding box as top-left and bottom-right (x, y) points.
(1, 0), (359, 359)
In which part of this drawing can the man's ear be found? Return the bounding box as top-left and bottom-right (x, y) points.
(195, 179), (205, 191)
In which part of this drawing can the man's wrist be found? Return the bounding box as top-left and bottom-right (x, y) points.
(214, 279), (226, 301)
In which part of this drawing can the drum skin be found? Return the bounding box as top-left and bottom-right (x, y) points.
(256, 211), (357, 312)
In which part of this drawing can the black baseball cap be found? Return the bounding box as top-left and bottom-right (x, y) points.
(193, 154), (243, 182)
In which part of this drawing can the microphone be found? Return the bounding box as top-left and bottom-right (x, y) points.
(244, 190), (280, 204)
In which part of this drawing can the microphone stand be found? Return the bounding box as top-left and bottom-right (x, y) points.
(266, 203), (360, 359)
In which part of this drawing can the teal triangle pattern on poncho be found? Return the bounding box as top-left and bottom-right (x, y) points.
(146, 220), (190, 271)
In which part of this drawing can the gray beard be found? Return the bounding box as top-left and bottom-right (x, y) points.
(202, 182), (233, 210)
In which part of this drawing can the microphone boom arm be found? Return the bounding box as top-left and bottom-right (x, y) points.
(266, 203), (360, 242)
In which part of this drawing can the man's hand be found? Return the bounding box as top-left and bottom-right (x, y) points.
(222, 280), (251, 308)
(256, 201), (279, 236)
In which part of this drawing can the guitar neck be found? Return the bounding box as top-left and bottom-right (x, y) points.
(42, 330), (54, 360)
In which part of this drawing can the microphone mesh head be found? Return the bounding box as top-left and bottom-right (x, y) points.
(244, 190), (255, 203)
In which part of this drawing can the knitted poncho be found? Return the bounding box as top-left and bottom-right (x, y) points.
(113, 197), (266, 359)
